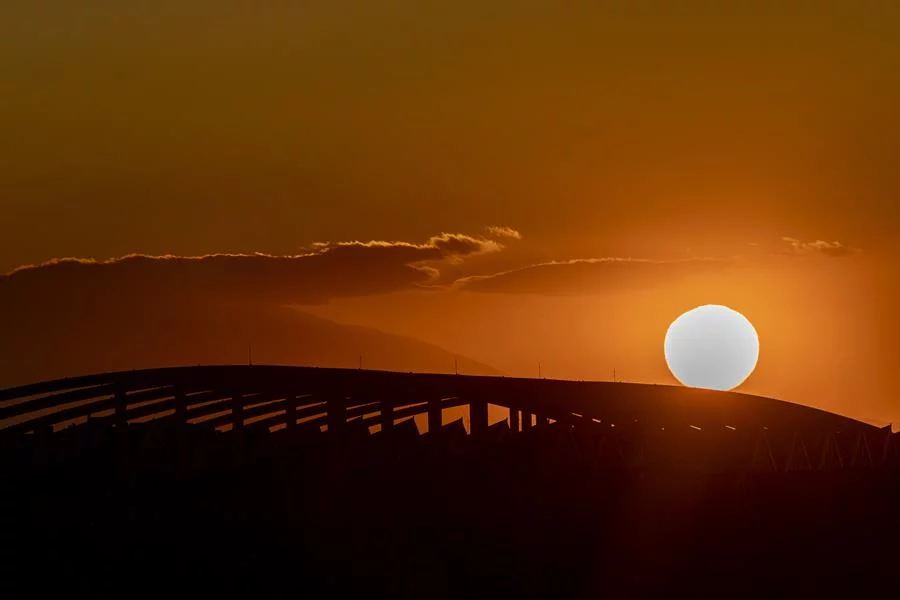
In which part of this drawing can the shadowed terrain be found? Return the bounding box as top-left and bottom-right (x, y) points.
(0, 300), (497, 388)
(2, 366), (899, 597)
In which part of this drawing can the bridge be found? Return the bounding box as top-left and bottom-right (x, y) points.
(3, 366), (900, 597)
(0, 365), (892, 471)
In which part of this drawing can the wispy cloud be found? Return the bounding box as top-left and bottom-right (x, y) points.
(451, 234), (863, 296)
(781, 237), (860, 257)
(454, 257), (732, 295)
(485, 225), (523, 240)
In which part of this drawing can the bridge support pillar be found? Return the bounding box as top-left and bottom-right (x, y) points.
(174, 386), (187, 425)
(327, 395), (346, 434)
(470, 398), (488, 436)
(381, 398), (394, 435)
(173, 386), (188, 468)
(522, 412), (534, 431)
(536, 415), (550, 428)
(285, 395), (297, 429)
(509, 408), (520, 433)
(229, 391), (246, 462)
(232, 391), (245, 431)
(113, 383), (130, 473)
(114, 384), (128, 432)
(428, 397), (442, 435)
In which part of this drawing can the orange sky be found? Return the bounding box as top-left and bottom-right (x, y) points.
(1, 2), (899, 425)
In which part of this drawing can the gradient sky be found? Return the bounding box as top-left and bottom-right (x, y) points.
(2, 2), (899, 424)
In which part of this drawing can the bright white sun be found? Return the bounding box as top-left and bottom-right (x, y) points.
(664, 305), (759, 391)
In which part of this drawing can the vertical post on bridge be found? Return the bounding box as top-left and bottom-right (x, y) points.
(229, 389), (246, 463)
(285, 394), (297, 430)
(232, 390), (245, 431)
(522, 412), (534, 431)
(381, 398), (394, 435)
(113, 381), (130, 474)
(174, 386), (187, 425)
(509, 407), (520, 433)
(173, 385), (188, 470)
(114, 382), (128, 432)
(327, 394), (346, 435)
(470, 398), (488, 437)
(428, 397), (442, 435)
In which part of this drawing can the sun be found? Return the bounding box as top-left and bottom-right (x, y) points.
(664, 305), (759, 391)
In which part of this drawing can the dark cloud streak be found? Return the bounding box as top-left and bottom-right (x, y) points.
(0, 230), (514, 307)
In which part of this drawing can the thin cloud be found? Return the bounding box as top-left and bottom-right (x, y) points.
(427, 232), (504, 259)
(485, 225), (523, 240)
(309, 232), (504, 259)
(781, 237), (860, 257)
(453, 236), (861, 296)
(454, 257), (732, 295)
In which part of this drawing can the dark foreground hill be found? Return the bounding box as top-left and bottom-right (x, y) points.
(3, 415), (900, 598)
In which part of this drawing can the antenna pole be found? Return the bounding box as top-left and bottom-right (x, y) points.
(454, 357), (459, 376)
(249, 344), (253, 367)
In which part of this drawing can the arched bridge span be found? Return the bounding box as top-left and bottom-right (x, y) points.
(0, 365), (880, 451)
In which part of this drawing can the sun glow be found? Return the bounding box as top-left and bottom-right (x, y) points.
(664, 305), (759, 391)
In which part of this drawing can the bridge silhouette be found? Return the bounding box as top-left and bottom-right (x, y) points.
(0, 365), (894, 472)
(3, 366), (900, 597)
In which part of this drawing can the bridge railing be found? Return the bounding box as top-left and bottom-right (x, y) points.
(2, 365), (896, 474)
